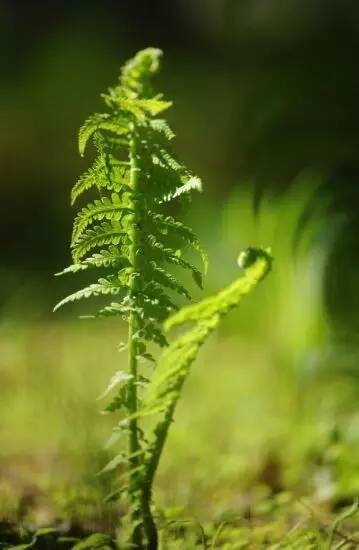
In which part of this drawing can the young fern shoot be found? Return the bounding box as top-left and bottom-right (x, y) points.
(133, 246), (272, 532)
(55, 48), (207, 549)
(55, 47), (273, 550)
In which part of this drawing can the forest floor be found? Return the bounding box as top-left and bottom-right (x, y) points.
(1, 320), (358, 548)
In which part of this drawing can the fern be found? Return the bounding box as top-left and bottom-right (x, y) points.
(56, 48), (206, 549)
(142, 248), (272, 419)
(113, 247), (272, 541)
(56, 47), (272, 550)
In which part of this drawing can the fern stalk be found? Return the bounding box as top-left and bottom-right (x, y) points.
(127, 131), (143, 547)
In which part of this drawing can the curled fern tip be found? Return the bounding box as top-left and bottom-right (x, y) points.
(237, 246), (273, 271)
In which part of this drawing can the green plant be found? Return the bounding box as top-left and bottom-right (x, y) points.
(132, 246), (272, 531)
(55, 47), (205, 548)
(55, 48), (272, 549)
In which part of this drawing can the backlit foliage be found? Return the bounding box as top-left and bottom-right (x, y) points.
(56, 48), (272, 549)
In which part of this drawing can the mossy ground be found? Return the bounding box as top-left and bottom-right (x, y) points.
(1, 318), (358, 548)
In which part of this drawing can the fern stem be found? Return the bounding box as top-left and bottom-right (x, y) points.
(141, 492), (158, 550)
(141, 406), (180, 549)
(144, 407), (175, 499)
(127, 131), (144, 549)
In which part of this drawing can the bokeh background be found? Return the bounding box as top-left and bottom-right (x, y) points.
(1, 0), (359, 544)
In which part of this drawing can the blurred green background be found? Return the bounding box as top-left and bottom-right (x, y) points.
(1, 0), (359, 545)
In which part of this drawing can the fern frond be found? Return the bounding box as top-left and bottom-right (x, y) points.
(151, 147), (182, 172)
(140, 281), (178, 320)
(53, 276), (127, 312)
(71, 158), (103, 205)
(71, 221), (129, 262)
(72, 193), (132, 244)
(100, 450), (145, 476)
(166, 247), (272, 330)
(56, 247), (131, 276)
(162, 175), (202, 203)
(149, 119), (175, 140)
(71, 160), (131, 205)
(120, 47), (162, 97)
(141, 321), (168, 348)
(149, 262), (191, 299)
(138, 248), (272, 495)
(55, 263), (89, 276)
(118, 97), (148, 121)
(79, 113), (129, 156)
(97, 370), (133, 401)
(95, 300), (142, 320)
(138, 98), (172, 116)
(145, 235), (203, 288)
(145, 211), (208, 272)
(56, 47), (207, 548)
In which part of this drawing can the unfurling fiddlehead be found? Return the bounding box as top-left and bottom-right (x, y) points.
(131, 247), (272, 543)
